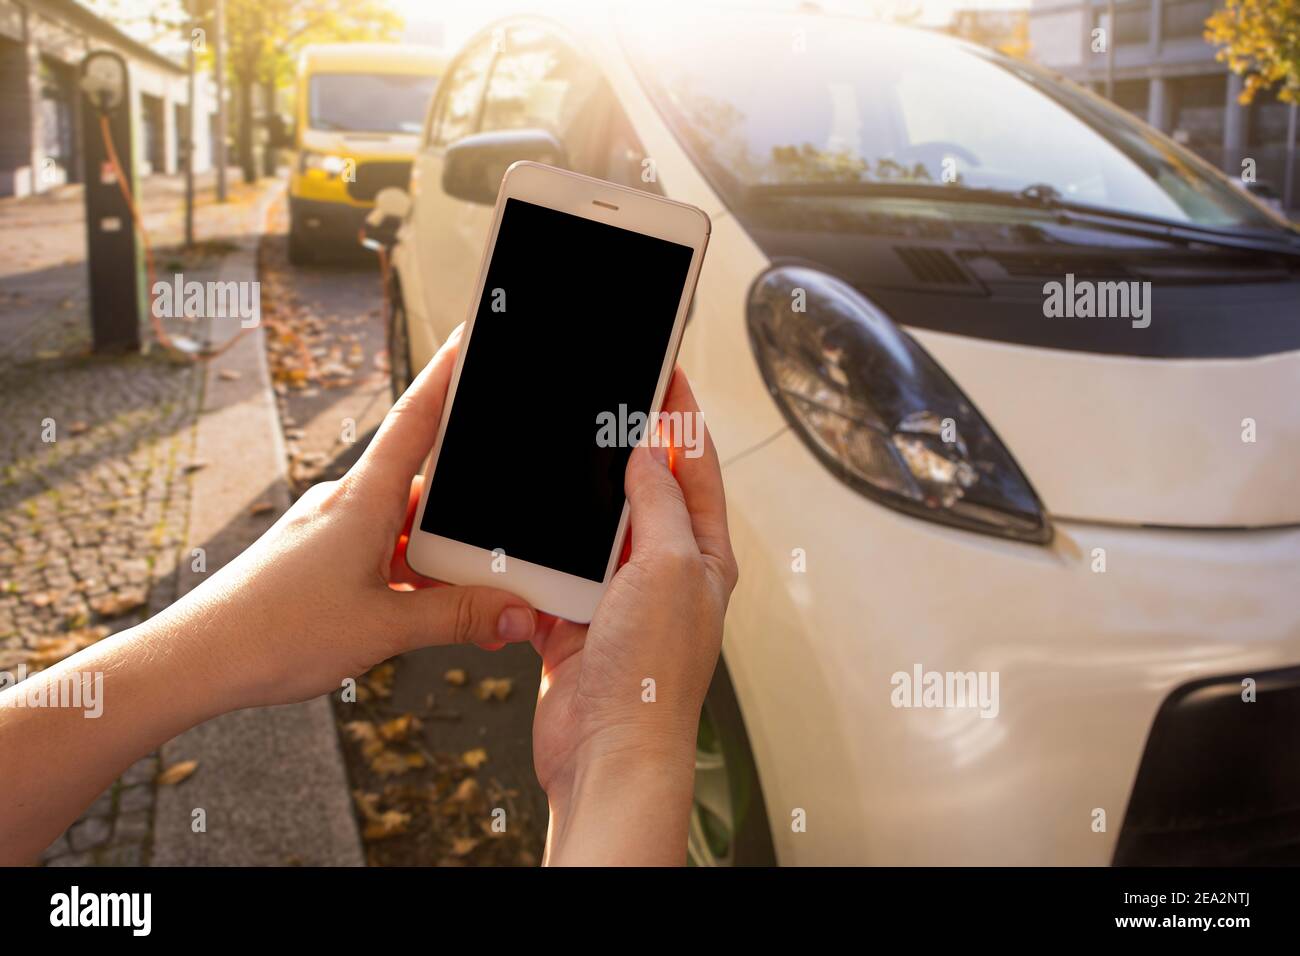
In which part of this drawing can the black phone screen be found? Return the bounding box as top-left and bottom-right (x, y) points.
(419, 197), (696, 582)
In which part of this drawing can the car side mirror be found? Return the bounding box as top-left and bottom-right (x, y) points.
(442, 129), (567, 205)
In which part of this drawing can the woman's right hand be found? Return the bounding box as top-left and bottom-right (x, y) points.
(529, 370), (739, 865)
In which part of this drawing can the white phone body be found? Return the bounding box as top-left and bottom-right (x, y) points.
(404, 161), (711, 623)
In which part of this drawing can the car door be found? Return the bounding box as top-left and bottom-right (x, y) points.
(408, 33), (496, 346)
(428, 23), (621, 334)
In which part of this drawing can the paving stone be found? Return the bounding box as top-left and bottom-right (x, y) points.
(68, 816), (112, 852)
(121, 756), (159, 787)
(113, 810), (151, 845)
(118, 785), (154, 814)
(99, 844), (144, 867)
(47, 851), (95, 867)
(41, 832), (71, 861)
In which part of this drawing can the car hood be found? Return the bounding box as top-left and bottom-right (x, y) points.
(299, 129), (419, 159)
(740, 204), (1300, 527)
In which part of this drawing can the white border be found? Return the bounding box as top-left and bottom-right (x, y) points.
(404, 162), (711, 622)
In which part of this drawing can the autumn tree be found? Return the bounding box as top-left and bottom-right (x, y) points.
(201, 0), (402, 182)
(1205, 0), (1300, 103)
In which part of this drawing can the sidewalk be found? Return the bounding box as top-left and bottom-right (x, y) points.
(0, 170), (360, 866)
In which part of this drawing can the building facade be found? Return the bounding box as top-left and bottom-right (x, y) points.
(1028, 0), (1297, 203)
(0, 0), (217, 198)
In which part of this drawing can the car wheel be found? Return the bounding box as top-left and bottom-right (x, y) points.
(387, 281), (413, 401)
(688, 657), (777, 866)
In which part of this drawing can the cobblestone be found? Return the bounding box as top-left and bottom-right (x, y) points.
(2, 172), (274, 868)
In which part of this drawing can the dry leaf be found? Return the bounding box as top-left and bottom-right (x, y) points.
(363, 810), (410, 841)
(378, 714), (420, 742)
(157, 760), (198, 786)
(90, 590), (146, 618)
(344, 720), (384, 759)
(369, 750), (423, 778)
(461, 747), (489, 770)
(249, 501), (275, 516)
(218, 369), (242, 381)
(446, 777), (481, 805)
(449, 836), (479, 857)
(25, 627), (109, 670)
(474, 677), (513, 702)
(443, 668), (467, 687)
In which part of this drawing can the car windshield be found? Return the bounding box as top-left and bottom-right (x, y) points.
(621, 9), (1279, 231)
(308, 73), (438, 135)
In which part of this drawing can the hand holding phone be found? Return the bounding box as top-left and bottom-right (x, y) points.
(405, 162), (712, 622)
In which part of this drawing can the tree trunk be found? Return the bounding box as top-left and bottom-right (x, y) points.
(261, 77), (277, 177)
(237, 74), (256, 184)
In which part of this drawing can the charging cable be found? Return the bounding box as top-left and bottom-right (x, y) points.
(98, 114), (256, 361)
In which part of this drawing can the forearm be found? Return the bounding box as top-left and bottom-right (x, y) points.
(0, 603), (231, 864)
(544, 739), (697, 866)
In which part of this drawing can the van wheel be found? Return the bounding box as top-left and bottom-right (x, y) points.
(688, 657), (777, 866)
(387, 283), (413, 401)
(288, 214), (313, 266)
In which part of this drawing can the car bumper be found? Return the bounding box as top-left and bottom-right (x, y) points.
(289, 195), (370, 245)
(722, 429), (1300, 865)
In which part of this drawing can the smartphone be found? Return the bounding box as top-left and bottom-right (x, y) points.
(404, 162), (711, 622)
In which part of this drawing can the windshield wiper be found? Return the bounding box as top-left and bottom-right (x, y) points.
(746, 181), (1300, 258)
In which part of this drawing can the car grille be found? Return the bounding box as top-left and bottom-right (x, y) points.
(347, 161), (412, 203)
(1113, 665), (1300, 865)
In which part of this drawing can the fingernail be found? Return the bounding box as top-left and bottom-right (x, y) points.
(497, 606), (534, 643)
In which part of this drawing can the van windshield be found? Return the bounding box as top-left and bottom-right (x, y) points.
(621, 10), (1281, 231)
(308, 73), (438, 134)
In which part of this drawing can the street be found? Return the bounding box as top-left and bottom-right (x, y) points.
(1, 171), (546, 866)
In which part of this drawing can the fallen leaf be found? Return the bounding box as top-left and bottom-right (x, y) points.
(363, 810), (410, 840)
(378, 714), (420, 742)
(369, 750), (423, 778)
(344, 720), (384, 759)
(90, 590), (146, 618)
(461, 747), (489, 770)
(218, 369), (242, 381)
(449, 836), (479, 857)
(443, 668), (467, 687)
(474, 677), (513, 702)
(157, 760), (198, 786)
(446, 777), (481, 805)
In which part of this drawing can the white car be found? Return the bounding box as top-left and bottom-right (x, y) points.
(378, 4), (1300, 865)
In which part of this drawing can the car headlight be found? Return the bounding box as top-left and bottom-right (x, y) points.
(747, 265), (1051, 544)
(299, 151), (351, 177)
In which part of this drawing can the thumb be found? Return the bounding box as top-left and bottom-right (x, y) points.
(387, 585), (537, 650)
(624, 442), (697, 561)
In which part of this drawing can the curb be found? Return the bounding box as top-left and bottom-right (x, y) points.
(150, 182), (364, 866)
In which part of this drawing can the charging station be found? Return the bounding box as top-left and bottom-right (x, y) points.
(79, 50), (147, 353)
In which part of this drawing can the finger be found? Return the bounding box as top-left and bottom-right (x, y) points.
(387, 583), (536, 652)
(624, 439), (698, 563)
(355, 324), (465, 505)
(657, 369), (734, 565)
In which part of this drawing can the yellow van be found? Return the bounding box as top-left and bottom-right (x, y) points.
(289, 43), (444, 263)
